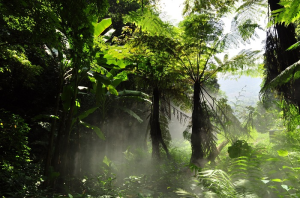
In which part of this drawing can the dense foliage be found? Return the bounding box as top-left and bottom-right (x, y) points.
(1, 0), (300, 197)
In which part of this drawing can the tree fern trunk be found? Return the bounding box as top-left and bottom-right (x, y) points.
(190, 81), (204, 166)
(150, 87), (160, 159)
(267, 0), (300, 109)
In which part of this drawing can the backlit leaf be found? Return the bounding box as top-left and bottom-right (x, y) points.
(93, 18), (112, 37)
(107, 85), (118, 95)
(271, 179), (283, 182)
(277, 150), (288, 157)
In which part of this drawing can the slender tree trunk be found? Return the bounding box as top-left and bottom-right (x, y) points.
(150, 87), (171, 160)
(52, 70), (79, 192)
(190, 80), (204, 167)
(207, 139), (229, 163)
(44, 85), (61, 186)
(150, 87), (161, 159)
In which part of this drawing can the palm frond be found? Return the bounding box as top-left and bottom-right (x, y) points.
(261, 59), (300, 98)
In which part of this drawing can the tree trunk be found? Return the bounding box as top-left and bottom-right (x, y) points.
(207, 139), (229, 163)
(150, 87), (161, 159)
(44, 84), (61, 186)
(267, 0), (300, 109)
(150, 87), (171, 160)
(190, 81), (204, 167)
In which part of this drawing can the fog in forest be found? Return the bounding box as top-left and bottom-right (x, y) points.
(2, 0), (300, 197)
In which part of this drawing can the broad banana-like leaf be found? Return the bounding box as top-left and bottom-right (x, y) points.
(93, 73), (111, 86)
(104, 53), (129, 68)
(80, 120), (105, 140)
(93, 18), (112, 37)
(118, 90), (149, 98)
(33, 114), (59, 120)
(118, 90), (151, 104)
(261, 60), (300, 92)
(117, 106), (143, 123)
(78, 107), (98, 120)
(71, 106), (98, 127)
(107, 85), (118, 95)
(111, 71), (128, 87)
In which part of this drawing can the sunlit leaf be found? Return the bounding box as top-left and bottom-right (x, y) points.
(271, 179), (283, 182)
(266, 158), (280, 161)
(107, 85), (118, 95)
(103, 156), (111, 167)
(78, 86), (88, 90)
(281, 185), (289, 191)
(277, 149), (288, 157)
(261, 180), (270, 184)
(93, 18), (112, 37)
(75, 100), (80, 107)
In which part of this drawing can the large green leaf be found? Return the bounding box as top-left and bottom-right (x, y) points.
(118, 90), (149, 98)
(71, 107), (98, 127)
(118, 90), (151, 104)
(107, 85), (118, 95)
(103, 54), (130, 68)
(80, 121), (105, 140)
(117, 106), (143, 123)
(93, 18), (112, 37)
(277, 149), (289, 157)
(94, 73), (111, 86)
(261, 60), (300, 93)
(111, 71), (128, 87)
(78, 107), (98, 120)
(103, 156), (111, 167)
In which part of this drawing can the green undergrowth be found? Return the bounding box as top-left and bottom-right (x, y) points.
(177, 130), (300, 198)
(62, 141), (195, 198)
(67, 133), (300, 198)
(5, 128), (300, 198)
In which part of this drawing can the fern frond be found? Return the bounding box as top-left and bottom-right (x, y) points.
(274, 0), (300, 25)
(123, 7), (172, 37)
(235, 0), (267, 24)
(199, 169), (237, 197)
(175, 188), (199, 198)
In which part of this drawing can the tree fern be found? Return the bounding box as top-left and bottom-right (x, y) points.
(273, 0), (300, 25)
(123, 7), (173, 37)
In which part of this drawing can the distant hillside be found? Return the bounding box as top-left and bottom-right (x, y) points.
(218, 76), (263, 107)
